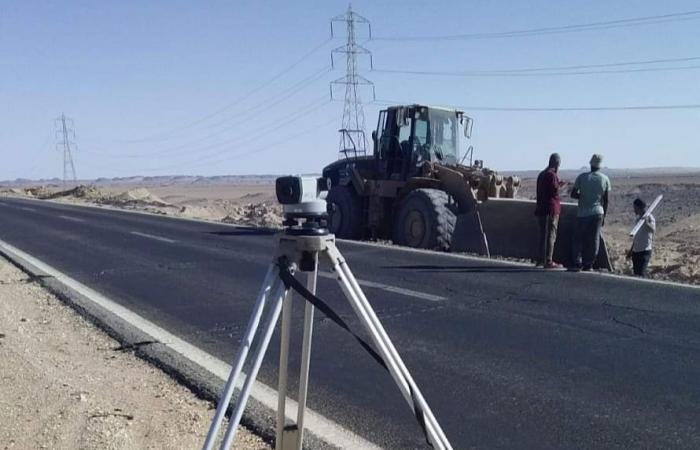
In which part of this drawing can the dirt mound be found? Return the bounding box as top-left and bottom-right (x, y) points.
(606, 211), (700, 285)
(23, 186), (54, 199)
(112, 188), (168, 206)
(47, 185), (105, 201)
(221, 203), (282, 228)
(34, 185), (170, 209)
(645, 244), (700, 284)
(0, 188), (24, 196)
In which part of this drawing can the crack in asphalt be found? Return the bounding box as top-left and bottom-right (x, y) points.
(602, 301), (656, 314)
(611, 317), (646, 334)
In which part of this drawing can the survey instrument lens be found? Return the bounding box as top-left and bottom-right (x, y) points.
(276, 176), (329, 236)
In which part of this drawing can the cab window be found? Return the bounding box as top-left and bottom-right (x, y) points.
(414, 119), (428, 146)
(399, 119), (412, 142)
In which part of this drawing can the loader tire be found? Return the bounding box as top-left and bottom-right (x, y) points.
(393, 188), (455, 251)
(327, 186), (363, 239)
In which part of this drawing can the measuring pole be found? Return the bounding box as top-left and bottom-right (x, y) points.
(629, 194), (663, 237)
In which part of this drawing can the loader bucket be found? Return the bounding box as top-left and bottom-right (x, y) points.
(451, 198), (612, 270)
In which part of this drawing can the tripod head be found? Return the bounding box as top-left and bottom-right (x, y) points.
(276, 176), (329, 236)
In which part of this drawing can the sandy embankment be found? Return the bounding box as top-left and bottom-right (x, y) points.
(0, 256), (270, 450)
(13, 184), (283, 229)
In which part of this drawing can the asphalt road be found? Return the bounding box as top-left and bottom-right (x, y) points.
(1, 196), (699, 449)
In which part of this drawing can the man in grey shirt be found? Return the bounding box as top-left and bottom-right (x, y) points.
(627, 198), (656, 277)
(570, 154), (611, 271)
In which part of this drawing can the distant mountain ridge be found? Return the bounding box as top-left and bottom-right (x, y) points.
(1, 174), (315, 187)
(2, 168), (698, 186)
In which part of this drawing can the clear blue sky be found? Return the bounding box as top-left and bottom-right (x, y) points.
(1, 0), (699, 180)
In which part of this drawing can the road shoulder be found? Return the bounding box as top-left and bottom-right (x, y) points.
(0, 255), (270, 450)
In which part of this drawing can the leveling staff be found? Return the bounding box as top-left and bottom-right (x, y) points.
(627, 198), (656, 277)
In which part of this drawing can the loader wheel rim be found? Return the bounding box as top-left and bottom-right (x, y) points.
(405, 210), (426, 246)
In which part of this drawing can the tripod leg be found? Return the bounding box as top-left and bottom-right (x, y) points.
(325, 247), (452, 450)
(295, 264), (318, 450)
(219, 280), (289, 450)
(337, 261), (451, 450)
(275, 290), (294, 450)
(203, 264), (278, 450)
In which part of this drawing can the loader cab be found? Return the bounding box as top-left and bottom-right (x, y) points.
(372, 105), (472, 181)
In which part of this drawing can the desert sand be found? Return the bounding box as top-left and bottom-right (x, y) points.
(0, 255), (270, 450)
(3, 168), (699, 285)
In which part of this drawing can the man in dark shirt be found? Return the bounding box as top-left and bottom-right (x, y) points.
(535, 153), (564, 269)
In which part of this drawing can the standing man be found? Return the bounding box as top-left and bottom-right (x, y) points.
(627, 198), (656, 277)
(570, 154), (611, 271)
(535, 153), (564, 269)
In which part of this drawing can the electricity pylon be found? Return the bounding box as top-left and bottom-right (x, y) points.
(330, 4), (375, 159)
(55, 113), (77, 185)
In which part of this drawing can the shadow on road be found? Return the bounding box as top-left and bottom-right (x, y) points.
(381, 264), (543, 274)
(205, 227), (277, 237)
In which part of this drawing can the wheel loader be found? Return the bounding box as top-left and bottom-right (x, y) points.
(322, 104), (611, 269)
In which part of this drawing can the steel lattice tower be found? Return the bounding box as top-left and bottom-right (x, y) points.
(55, 113), (77, 185)
(331, 4), (374, 158)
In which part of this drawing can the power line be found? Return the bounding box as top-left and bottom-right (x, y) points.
(85, 67), (332, 160)
(159, 92), (331, 159)
(374, 99), (700, 112)
(372, 54), (700, 77)
(189, 116), (341, 170)
(373, 64), (700, 78)
(109, 70), (332, 159)
(461, 104), (700, 112)
(452, 55), (700, 73)
(203, 101), (386, 167)
(101, 98), (334, 173)
(84, 95), (331, 162)
(131, 115), (339, 175)
(372, 9), (700, 41)
(197, 66), (331, 131)
(153, 97), (333, 164)
(118, 39), (333, 143)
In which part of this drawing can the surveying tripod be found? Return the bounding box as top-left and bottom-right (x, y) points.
(202, 224), (453, 450)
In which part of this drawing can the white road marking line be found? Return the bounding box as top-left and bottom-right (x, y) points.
(19, 206), (36, 212)
(319, 271), (446, 302)
(0, 239), (381, 450)
(130, 231), (177, 244)
(58, 214), (85, 222)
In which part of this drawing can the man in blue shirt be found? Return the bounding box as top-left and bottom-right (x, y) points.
(570, 154), (611, 271)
